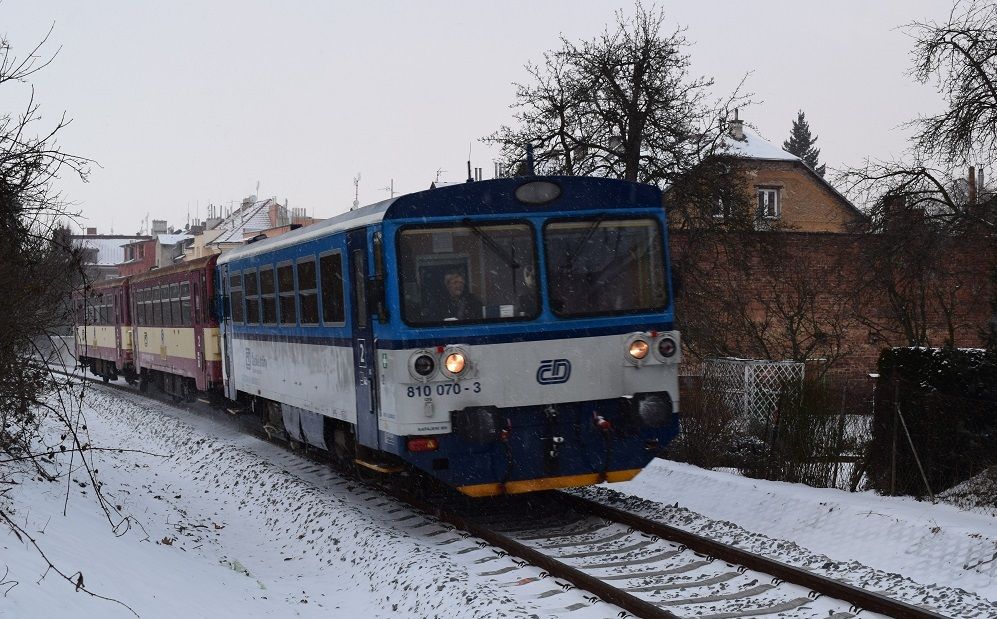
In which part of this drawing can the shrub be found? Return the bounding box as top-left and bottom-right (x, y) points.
(868, 347), (997, 497)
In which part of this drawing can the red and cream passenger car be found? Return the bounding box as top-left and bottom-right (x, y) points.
(74, 277), (135, 383)
(129, 255), (222, 398)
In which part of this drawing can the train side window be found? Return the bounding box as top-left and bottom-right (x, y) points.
(151, 287), (161, 325)
(319, 252), (344, 325)
(277, 261), (296, 325)
(260, 266), (277, 324)
(244, 269), (260, 325)
(180, 282), (191, 325)
(138, 289), (146, 326)
(297, 257), (318, 325)
(157, 286), (167, 326)
(170, 283), (180, 327)
(229, 273), (244, 323)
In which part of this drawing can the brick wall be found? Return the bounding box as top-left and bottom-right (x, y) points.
(670, 230), (995, 379)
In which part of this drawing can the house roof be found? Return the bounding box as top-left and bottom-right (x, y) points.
(72, 235), (149, 266)
(724, 128), (800, 162)
(725, 127), (867, 222)
(208, 199), (275, 246)
(157, 233), (193, 246)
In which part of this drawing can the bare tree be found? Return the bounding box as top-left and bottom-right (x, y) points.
(487, 2), (749, 188)
(842, 0), (997, 232)
(909, 0), (997, 167)
(0, 25), (143, 614)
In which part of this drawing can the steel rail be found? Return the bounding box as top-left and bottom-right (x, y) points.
(381, 486), (684, 619)
(561, 492), (950, 619)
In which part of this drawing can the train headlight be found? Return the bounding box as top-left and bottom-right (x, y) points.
(657, 337), (676, 358)
(628, 339), (650, 360)
(652, 332), (681, 363)
(414, 355), (436, 376)
(444, 352), (466, 374)
(408, 350), (438, 381)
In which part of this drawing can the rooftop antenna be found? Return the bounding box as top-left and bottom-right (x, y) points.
(352, 173), (361, 210)
(381, 179), (395, 198)
(466, 160), (473, 183)
(435, 168), (446, 183)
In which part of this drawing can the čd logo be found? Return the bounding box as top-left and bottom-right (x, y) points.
(536, 359), (571, 385)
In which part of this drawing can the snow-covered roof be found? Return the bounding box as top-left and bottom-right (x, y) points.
(157, 233), (192, 246)
(724, 128), (800, 162)
(209, 199), (276, 246)
(217, 199), (394, 266)
(72, 235), (147, 266)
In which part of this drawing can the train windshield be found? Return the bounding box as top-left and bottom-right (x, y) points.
(544, 217), (668, 317)
(398, 222), (540, 325)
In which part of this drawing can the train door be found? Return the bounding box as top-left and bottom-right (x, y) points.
(114, 290), (123, 366)
(219, 263), (236, 399)
(348, 229), (379, 450)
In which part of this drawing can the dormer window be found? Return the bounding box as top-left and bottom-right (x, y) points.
(758, 187), (780, 218)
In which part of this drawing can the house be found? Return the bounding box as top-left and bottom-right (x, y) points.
(669, 117), (866, 233)
(117, 233), (193, 276)
(725, 118), (866, 232)
(71, 231), (150, 281)
(182, 196), (318, 260)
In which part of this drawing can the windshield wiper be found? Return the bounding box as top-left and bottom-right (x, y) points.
(562, 214), (607, 272)
(462, 218), (521, 271)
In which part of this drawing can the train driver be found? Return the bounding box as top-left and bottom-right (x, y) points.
(439, 271), (482, 321)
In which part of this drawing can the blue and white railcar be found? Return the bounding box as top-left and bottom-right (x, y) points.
(216, 176), (680, 496)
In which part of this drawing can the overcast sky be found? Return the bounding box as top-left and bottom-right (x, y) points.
(4, 1), (952, 235)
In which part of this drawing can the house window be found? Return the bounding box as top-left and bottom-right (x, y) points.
(758, 188), (780, 218)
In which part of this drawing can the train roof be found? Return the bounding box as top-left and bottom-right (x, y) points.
(218, 176), (661, 265)
(129, 254), (219, 284)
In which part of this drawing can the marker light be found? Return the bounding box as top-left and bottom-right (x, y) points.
(413, 354), (436, 376)
(657, 337), (677, 358)
(514, 181), (561, 204)
(444, 352), (467, 374)
(407, 437), (439, 452)
(628, 339), (649, 360)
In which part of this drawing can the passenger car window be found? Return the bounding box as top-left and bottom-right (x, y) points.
(277, 262), (296, 325)
(319, 253), (344, 324)
(297, 258), (319, 325)
(229, 273), (244, 323)
(260, 267), (277, 324)
(244, 270), (260, 324)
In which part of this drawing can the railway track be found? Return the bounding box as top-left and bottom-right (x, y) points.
(51, 364), (952, 618)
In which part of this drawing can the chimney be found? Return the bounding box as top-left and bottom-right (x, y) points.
(728, 108), (745, 142)
(969, 165), (978, 204)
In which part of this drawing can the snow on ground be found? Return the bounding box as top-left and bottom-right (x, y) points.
(4, 378), (997, 618)
(585, 459), (997, 615)
(1, 386), (627, 619)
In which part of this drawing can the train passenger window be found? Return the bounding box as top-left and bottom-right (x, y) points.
(170, 283), (180, 327)
(277, 262), (296, 325)
(296, 258), (318, 325)
(260, 266), (277, 324)
(397, 222), (539, 326)
(544, 218), (667, 317)
(180, 282), (191, 325)
(136, 289), (144, 326)
(319, 252), (344, 324)
(157, 286), (166, 325)
(244, 269), (260, 324)
(229, 273), (244, 323)
(152, 287), (162, 325)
